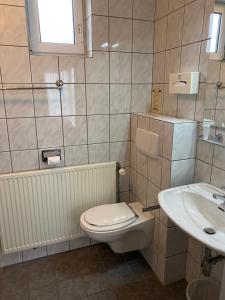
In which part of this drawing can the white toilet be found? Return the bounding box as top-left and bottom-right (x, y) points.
(80, 202), (154, 253)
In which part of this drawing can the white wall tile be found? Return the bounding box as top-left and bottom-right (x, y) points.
(47, 241), (69, 255)
(0, 152), (12, 174)
(30, 56), (59, 84)
(88, 143), (109, 164)
(8, 118), (37, 150)
(170, 159), (195, 187)
(92, 16), (109, 51)
(133, 20), (154, 53)
(12, 150), (39, 172)
(22, 246), (47, 262)
(110, 52), (131, 83)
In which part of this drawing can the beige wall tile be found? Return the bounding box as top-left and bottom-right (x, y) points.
(202, 0), (215, 40)
(155, 0), (169, 19)
(133, 0), (155, 20)
(163, 85), (178, 116)
(148, 156), (162, 188)
(196, 139), (214, 164)
(213, 146), (225, 171)
(131, 84), (152, 113)
(154, 17), (167, 53)
(164, 47), (181, 83)
(182, 0), (205, 45)
(188, 237), (203, 263)
(153, 52), (166, 83)
(0, 5), (27, 46)
(137, 151), (148, 178)
(207, 61), (220, 84)
(92, 0), (108, 15)
(177, 94), (196, 120)
(133, 20), (154, 53)
(185, 254), (201, 282)
(166, 8), (184, 50)
(0, 46), (31, 83)
(109, 0), (133, 18)
(168, 0), (185, 12)
(180, 42), (201, 72)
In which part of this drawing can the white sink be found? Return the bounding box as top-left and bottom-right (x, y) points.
(158, 183), (225, 255)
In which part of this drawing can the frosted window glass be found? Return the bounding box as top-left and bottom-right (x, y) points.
(208, 13), (222, 53)
(38, 0), (75, 44)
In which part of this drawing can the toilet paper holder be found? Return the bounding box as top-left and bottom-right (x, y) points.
(42, 149), (61, 163)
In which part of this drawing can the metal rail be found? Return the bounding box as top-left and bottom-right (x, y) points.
(0, 80), (64, 91)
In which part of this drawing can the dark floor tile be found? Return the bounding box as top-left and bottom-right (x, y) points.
(29, 282), (59, 300)
(0, 244), (187, 300)
(58, 277), (87, 300)
(87, 290), (117, 300)
(0, 264), (29, 297)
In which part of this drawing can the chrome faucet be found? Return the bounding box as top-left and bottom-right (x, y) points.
(213, 188), (225, 212)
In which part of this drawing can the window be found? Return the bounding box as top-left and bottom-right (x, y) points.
(208, 4), (225, 61)
(26, 0), (84, 55)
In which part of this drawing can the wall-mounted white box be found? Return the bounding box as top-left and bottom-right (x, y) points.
(169, 72), (200, 94)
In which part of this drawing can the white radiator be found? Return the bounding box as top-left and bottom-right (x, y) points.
(0, 162), (117, 254)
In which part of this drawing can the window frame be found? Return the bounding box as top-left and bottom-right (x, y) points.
(209, 3), (225, 61)
(26, 0), (84, 55)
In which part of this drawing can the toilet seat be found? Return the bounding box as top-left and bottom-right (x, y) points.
(81, 202), (137, 232)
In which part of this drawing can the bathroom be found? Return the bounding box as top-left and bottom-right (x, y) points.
(0, 0), (225, 299)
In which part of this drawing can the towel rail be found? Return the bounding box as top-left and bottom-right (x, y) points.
(0, 80), (64, 91)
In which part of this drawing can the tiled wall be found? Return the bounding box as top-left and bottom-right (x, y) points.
(0, 0), (155, 265)
(153, 0), (214, 121)
(191, 59), (225, 284)
(0, 1), (154, 172)
(130, 113), (197, 284)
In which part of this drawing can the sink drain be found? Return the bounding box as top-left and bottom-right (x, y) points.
(204, 228), (216, 235)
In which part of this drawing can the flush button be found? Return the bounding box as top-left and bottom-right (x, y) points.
(204, 227), (216, 235)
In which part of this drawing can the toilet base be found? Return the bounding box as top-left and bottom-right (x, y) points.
(109, 229), (152, 253)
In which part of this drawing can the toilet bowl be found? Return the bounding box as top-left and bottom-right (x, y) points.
(80, 202), (154, 253)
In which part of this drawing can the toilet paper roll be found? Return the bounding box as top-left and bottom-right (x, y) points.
(47, 156), (61, 166)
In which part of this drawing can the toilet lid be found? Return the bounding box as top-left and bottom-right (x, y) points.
(84, 202), (136, 227)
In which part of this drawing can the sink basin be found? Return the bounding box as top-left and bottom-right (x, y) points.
(158, 183), (225, 255)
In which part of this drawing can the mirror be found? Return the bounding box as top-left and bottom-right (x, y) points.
(202, 0), (225, 138)
(209, 3), (225, 61)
